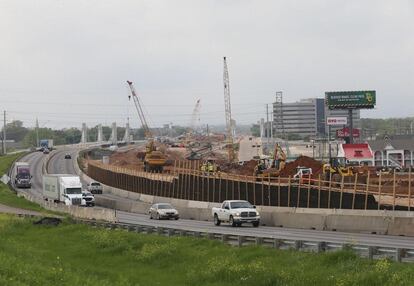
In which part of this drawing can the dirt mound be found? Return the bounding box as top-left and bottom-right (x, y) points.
(220, 160), (258, 176)
(279, 156), (323, 177)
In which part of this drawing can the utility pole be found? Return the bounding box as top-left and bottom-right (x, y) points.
(266, 104), (269, 146)
(36, 118), (39, 147)
(2, 111), (6, 155)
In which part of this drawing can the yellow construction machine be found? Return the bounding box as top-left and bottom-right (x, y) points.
(127, 81), (167, 172)
(254, 144), (286, 177)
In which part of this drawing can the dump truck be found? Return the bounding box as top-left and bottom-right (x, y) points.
(39, 139), (54, 151)
(42, 174), (85, 206)
(14, 162), (32, 188)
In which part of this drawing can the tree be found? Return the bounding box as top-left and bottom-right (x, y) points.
(250, 124), (260, 137)
(3, 120), (29, 142)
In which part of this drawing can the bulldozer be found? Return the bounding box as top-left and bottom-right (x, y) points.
(322, 158), (354, 184)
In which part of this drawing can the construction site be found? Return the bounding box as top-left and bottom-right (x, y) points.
(80, 58), (414, 211)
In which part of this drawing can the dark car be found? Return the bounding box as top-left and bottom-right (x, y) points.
(64, 154), (71, 159)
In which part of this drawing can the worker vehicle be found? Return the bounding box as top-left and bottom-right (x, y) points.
(82, 190), (95, 207)
(87, 182), (103, 194)
(42, 174), (85, 206)
(14, 162), (32, 188)
(149, 203), (179, 220)
(212, 200), (260, 227)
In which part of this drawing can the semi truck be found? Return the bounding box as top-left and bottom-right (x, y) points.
(42, 174), (85, 206)
(14, 162), (32, 188)
(39, 139), (54, 151)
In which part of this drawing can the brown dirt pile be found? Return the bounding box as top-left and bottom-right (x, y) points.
(279, 156), (323, 177)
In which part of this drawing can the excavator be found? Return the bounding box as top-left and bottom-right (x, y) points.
(254, 143), (287, 178)
(127, 81), (167, 172)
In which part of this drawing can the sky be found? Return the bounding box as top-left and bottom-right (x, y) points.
(0, 0), (413, 130)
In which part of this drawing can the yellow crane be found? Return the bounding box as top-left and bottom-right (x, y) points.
(127, 81), (167, 172)
(223, 57), (235, 162)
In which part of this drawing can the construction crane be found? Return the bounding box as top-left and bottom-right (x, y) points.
(223, 57), (235, 162)
(126, 81), (152, 138)
(189, 99), (201, 132)
(126, 80), (166, 172)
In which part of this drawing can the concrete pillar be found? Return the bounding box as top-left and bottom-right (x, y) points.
(97, 124), (104, 142)
(123, 123), (130, 143)
(81, 123), (87, 143)
(109, 122), (117, 145)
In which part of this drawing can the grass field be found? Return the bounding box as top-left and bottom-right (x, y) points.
(0, 214), (413, 286)
(0, 153), (45, 212)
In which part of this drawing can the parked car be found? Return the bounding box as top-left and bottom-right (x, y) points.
(64, 154), (72, 159)
(212, 200), (260, 227)
(86, 182), (103, 194)
(149, 203), (179, 220)
(82, 191), (95, 207)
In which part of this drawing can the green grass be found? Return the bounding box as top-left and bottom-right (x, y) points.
(0, 153), (46, 212)
(0, 214), (413, 286)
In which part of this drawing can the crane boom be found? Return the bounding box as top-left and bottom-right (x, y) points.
(223, 57), (235, 162)
(190, 99), (201, 131)
(127, 81), (152, 138)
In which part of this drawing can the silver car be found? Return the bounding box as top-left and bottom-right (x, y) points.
(149, 203), (179, 220)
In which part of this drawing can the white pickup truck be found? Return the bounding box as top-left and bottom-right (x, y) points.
(212, 200), (260, 227)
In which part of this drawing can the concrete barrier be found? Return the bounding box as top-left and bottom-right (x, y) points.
(16, 189), (117, 222)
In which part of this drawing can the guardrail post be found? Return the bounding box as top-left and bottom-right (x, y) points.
(237, 236), (244, 247)
(157, 227), (164, 235)
(147, 227), (153, 234)
(295, 240), (302, 250)
(316, 242), (326, 253)
(255, 237), (263, 245)
(396, 248), (405, 262)
(180, 230), (187, 236)
(135, 226), (142, 233)
(167, 229), (175, 237)
(367, 246), (376, 260)
(193, 231), (201, 238)
(222, 234), (229, 243)
(273, 238), (281, 249)
(207, 233), (215, 240)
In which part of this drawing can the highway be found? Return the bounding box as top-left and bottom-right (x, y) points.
(15, 147), (414, 250)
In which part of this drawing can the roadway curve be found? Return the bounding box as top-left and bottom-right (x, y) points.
(16, 147), (414, 249)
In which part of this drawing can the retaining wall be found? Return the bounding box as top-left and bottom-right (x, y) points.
(77, 153), (414, 236)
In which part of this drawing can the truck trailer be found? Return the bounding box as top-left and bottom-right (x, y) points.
(42, 174), (85, 206)
(14, 162), (32, 188)
(39, 139), (54, 151)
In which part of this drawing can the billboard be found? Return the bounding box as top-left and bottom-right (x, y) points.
(325, 90), (376, 110)
(326, 116), (347, 126)
(336, 128), (360, 138)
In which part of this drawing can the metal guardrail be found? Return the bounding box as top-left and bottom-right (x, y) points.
(76, 219), (414, 263)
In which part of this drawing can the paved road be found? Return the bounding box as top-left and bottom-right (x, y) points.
(16, 147), (414, 250)
(117, 210), (414, 249)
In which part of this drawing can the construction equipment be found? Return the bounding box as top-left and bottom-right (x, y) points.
(223, 57), (236, 162)
(200, 158), (219, 175)
(254, 144), (286, 177)
(127, 81), (167, 172)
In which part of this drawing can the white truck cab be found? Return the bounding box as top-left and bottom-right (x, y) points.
(43, 174), (85, 206)
(212, 200), (260, 227)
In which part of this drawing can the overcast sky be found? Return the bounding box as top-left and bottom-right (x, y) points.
(0, 0), (413, 129)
